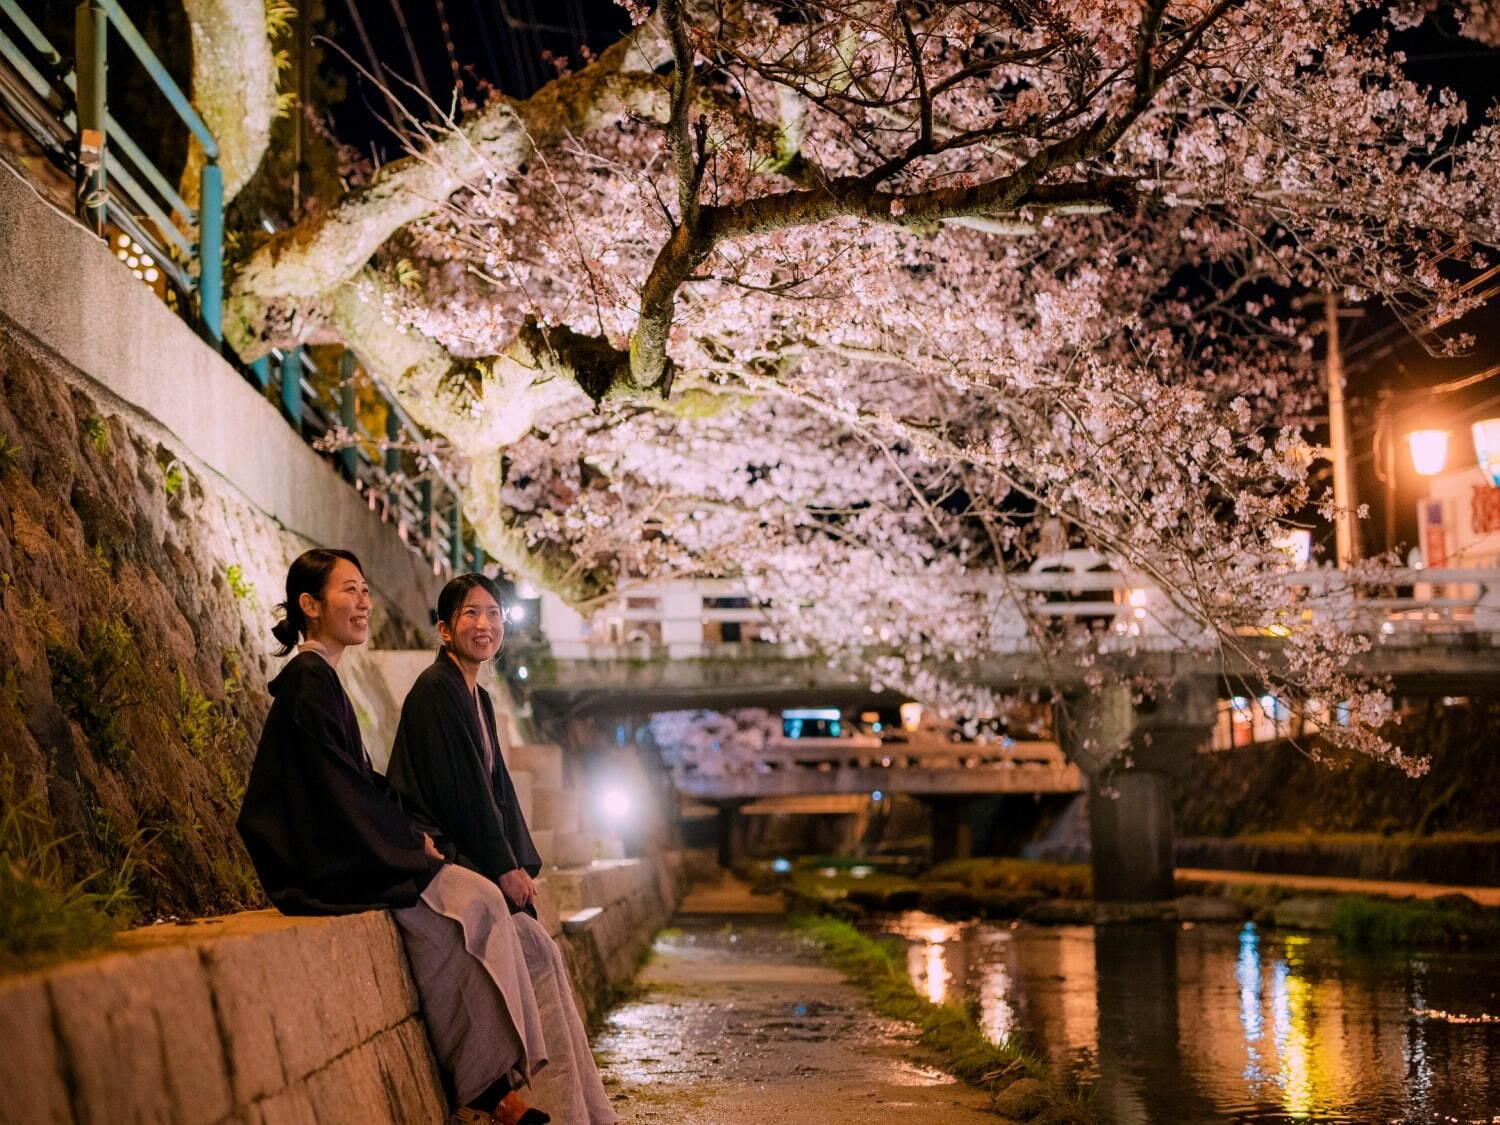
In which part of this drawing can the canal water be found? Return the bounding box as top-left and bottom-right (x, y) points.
(877, 912), (1500, 1124)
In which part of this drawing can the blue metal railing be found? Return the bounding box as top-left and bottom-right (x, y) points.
(253, 344), (481, 579)
(83, 0), (224, 339)
(0, 3), (483, 579)
(0, 0), (222, 339)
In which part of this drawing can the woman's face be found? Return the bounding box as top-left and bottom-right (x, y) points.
(440, 585), (505, 665)
(301, 559), (371, 649)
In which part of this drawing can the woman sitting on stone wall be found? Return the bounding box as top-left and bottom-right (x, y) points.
(236, 548), (551, 1125)
(387, 572), (618, 1125)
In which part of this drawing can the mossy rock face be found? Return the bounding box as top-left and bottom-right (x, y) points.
(1173, 702), (1500, 843)
(0, 329), (282, 929)
(994, 1077), (1051, 1119)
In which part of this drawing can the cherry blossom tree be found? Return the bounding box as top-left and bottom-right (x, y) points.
(196, 0), (1500, 769)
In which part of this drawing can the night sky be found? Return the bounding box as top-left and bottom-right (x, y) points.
(322, 0), (628, 148)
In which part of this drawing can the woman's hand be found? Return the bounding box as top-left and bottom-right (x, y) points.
(498, 868), (536, 908)
(421, 833), (445, 862)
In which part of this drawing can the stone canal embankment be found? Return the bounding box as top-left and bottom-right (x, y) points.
(1174, 833), (1500, 886)
(0, 851), (682, 1124)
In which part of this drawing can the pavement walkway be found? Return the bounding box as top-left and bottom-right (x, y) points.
(592, 878), (997, 1124)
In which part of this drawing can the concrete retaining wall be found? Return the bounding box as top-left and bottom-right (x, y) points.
(0, 158), (440, 632)
(1, 851), (684, 1125)
(1175, 836), (1500, 887)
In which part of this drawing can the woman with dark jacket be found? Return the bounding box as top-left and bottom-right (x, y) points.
(237, 549), (550, 1125)
(387, 572), (618, 1124)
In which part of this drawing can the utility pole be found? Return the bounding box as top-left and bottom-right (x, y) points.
(1324, 291), (1358, 568)
(1376, 389), (1397, 554)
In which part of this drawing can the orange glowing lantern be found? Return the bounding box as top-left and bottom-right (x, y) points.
(1407, 429), (1450, 477)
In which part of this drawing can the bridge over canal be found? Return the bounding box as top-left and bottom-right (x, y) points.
(514, 566), (1500, 899)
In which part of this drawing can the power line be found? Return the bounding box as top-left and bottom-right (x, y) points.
(387, 0), (435, 102)
(340, 0), (406, 124)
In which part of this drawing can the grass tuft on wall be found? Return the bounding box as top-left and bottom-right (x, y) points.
(0, 793), (138, 971)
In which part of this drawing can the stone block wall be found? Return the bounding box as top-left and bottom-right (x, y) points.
(0, 910), (445, 1125)
(0, 160), (440, 918)
(1, 847), (684, 1125)
(548, 856), (684, 1011)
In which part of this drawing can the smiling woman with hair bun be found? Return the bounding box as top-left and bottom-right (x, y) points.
(237, 550), (553, 1125)
(237, 548), (440, 914)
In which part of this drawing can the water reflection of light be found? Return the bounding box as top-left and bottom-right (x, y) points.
(981, 961), (1018, 1044)
(1272, 936), (1317, 1118)
(1237, 924), (1267, 1084)
(926, 940), (951, 1004)
(898, 919), (962, 1007)
(1404, 959), (1434, 1114)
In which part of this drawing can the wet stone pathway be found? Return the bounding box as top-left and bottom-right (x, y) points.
(592, 918), (997, 1123)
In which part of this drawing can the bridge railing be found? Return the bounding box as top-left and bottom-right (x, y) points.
(670, 737), (1082, 798)
(537, 568), (1500, 661)
(673, 735), (1068, 772)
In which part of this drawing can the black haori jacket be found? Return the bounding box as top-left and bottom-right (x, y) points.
(237, 652), (444, 915)
(386, 650), (543, 913)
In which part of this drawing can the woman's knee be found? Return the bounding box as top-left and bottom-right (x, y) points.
(513, 912), (567, 972)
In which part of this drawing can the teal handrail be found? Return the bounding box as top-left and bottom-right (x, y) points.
(91, 0), (216, 156)
(0, 8), (471, 573)
(88, 0), (222, 341)
(0, 1), (196, 223)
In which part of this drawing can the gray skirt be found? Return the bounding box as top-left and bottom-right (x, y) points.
(394, 865), (620, 1122)
(511, 910), (620, 1125)
(394, 864), (547, 1105)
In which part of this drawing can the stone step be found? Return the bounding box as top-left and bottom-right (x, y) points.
(531, 880), (563, 938)
(561, 907), (603, 936)
(530, 785), (580, 835)
(494, 708), (526, 749)
(546, 858), (654, 914)
(505, 743), (563, 789)
(550, 830), (597, 870)
(509, 770), (534, 826)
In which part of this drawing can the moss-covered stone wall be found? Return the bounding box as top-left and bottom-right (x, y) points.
(0, 326), (418, 923)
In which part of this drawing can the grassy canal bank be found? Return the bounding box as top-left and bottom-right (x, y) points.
(792, 915), (1091, 1124)
(771, 856), (1500, 951)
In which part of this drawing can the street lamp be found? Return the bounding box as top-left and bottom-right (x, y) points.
(1473, 419), (1500, 486)
(1406, 429), (1450, 476)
